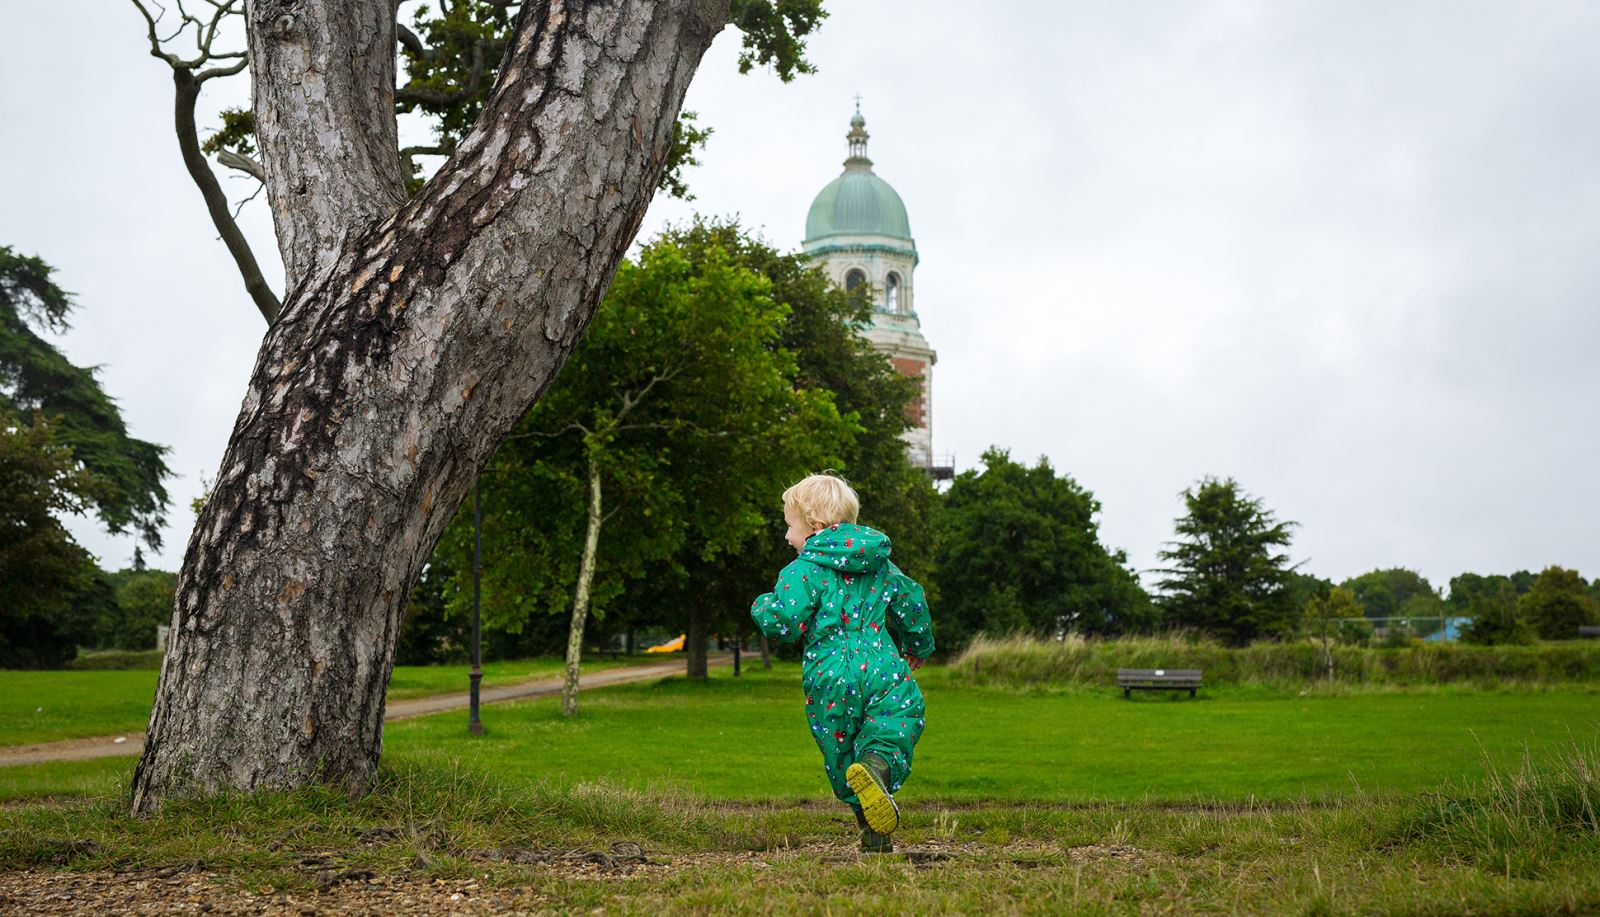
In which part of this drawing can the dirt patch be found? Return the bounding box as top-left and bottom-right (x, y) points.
(0, 836), (1161, 913)
(0, 867), (555, 916)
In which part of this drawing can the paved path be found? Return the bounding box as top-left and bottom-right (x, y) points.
(0, 654), (734, 768)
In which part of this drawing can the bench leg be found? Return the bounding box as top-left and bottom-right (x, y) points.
(1189, 688), (1196, 698)
(1122, 687), (1130, 700)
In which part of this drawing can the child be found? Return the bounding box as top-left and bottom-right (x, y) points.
(750, 474), (935, 853)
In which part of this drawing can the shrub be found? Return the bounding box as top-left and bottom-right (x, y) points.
(66, 649), (165, 670)
(950, 633), (1600, 688)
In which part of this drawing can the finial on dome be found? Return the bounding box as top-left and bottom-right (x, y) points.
(845, 98), (871, 170)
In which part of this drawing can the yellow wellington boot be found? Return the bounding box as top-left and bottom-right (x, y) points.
(845, 751), (899, 836)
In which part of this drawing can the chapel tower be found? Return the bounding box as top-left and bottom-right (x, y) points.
(802, 105), (942, 475)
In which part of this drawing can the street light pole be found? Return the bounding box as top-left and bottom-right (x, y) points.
(468, 477), (484, 735)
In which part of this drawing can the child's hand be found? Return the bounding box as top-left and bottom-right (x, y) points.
(904, 653), (925, 671)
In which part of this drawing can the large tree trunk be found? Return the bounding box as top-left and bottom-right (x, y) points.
(561, 451), (604, 716)
(132, 0), (728, 813)
(685, 604), (708, 679)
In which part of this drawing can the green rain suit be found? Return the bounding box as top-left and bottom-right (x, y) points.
(750, 523), (936, 806)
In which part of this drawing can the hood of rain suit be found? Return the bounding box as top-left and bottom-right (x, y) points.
(796, 523), (891, 574)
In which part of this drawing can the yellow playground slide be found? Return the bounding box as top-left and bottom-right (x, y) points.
(644, 634), (685, 653)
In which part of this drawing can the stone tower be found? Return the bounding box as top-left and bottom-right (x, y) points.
(802, 105), (940, 473)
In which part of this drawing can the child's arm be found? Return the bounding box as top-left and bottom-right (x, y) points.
(750, 561), (820, 645)
(884, 562), (936, 661)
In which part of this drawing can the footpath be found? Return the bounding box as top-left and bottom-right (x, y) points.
(0, 654), (732, 768)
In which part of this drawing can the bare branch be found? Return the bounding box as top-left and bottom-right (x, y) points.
(216, 149), (265, 182)
(196, 0), (240, 58)
(130, 0), (183, 66)
(400, 144), (453, 158)
(397, 23), (431, 60)
(173, 69), (281, 323)
(195, 55), (248, 82)
(614, 365), (681, 423)
(503, 422), (588, 442)
(229, 180), (265, 220)
(130, 0), (275, 323)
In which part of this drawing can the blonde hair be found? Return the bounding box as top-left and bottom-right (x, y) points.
(783, 473), (860, 531)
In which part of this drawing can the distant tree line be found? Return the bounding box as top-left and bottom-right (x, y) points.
(6, 237), (1598, 670)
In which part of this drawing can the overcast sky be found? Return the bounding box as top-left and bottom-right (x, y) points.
(2, 2), (1596, 591)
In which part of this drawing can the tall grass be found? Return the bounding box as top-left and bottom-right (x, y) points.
(1397, 736), (1600, 877)
(951, 632), (1600, 689)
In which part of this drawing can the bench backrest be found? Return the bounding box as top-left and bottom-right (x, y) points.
(1116, 668), (1202, 680)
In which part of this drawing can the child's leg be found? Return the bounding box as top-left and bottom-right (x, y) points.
(853, 670), (926, 792)
(804, 673), (868, 805)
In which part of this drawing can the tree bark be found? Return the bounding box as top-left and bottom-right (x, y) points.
(562, 449), (603, 716)
(132, 0), (728, 813)
(686, 603), (708, 679)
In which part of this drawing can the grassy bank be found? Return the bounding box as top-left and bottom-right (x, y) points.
(0, 737), (1595, 914)
(952, 633), (1600, 689)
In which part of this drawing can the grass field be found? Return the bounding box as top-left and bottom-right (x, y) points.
(0, 655), (636, 746)
(3, 661), (1596, 913)
(5, 663), (1597, 804)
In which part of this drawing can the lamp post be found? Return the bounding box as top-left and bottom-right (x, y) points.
(468, 478), (484, 736)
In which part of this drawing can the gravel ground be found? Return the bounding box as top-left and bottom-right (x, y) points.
(0, 868), (562, 915)
(0, 840), (1149, 915)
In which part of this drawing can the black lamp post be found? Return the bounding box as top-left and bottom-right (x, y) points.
(468, 478), (484, 735)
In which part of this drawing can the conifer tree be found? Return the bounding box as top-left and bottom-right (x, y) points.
(1156, 477), (1298, 645)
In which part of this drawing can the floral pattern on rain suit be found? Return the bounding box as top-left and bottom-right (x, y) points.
(750, 523), (935, 806)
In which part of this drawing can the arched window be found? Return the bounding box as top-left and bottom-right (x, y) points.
(845, 268), (867, 292)
(885, 272), (902, 312)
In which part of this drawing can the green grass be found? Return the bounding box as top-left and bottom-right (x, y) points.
(0, 669), (159, 746)
(0, 655), (638, 746)
(8, 664), (1596, 807)
(385, 663), (1600, 803)
(1, 663), (1596, 913)
(0, 740), (1595, 914)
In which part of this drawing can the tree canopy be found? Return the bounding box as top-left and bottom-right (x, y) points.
(0, 414), (108, 667)
(1156, 476), (1298, 645)
(1459, 577), (1534, 645)
(0, 247), (170, 547)
(419, 224), (855, 665)
(1339, 568), (1439, 621)
(1517, 566), (1599, 640)
(0, 248), (172, 667)
(933, 448), (1153, 648)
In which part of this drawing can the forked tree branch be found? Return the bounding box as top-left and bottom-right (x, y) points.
(130, 0), (281, 323)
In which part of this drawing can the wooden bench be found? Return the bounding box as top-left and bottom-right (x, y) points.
(1117, 668), (1202, 699)
(1579, 626), (1600, 639)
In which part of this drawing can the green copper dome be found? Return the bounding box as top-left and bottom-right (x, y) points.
(805, 171), (912, 242)
(803, 108), (913, 244)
